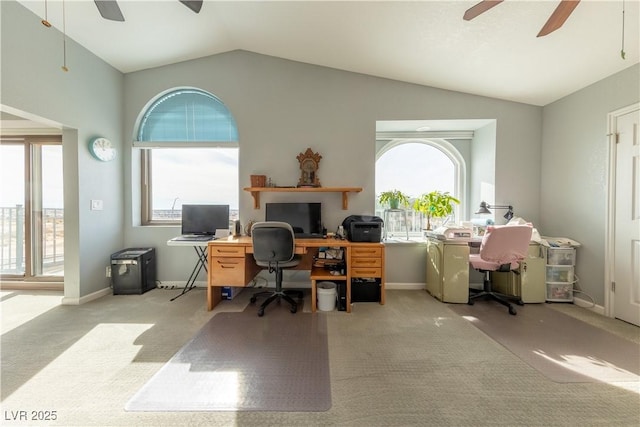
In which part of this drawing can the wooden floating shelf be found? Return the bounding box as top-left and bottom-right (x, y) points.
(243, 187), (363, 210)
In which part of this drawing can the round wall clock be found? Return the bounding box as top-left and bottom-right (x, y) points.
(89, 137), (116, 162)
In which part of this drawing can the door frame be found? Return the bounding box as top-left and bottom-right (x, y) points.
(604, 102), (639, 318)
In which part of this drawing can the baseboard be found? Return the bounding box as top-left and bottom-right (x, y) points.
(385, 282), (425, 290)
(62, 286), (111, 305)
(573, 295), (605, 315)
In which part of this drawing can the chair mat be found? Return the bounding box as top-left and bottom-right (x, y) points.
(126, 301), (331, 411)
(449, 302), (640, 383)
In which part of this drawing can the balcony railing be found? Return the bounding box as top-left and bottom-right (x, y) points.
(1, 205), (64, 275)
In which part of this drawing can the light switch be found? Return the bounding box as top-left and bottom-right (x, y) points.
(90, 199), (104, 211)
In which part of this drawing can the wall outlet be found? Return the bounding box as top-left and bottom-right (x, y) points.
(106, 266), (111, 277)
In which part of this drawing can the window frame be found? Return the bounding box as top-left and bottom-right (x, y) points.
(140, 145), (239, 226)
(375, 138), (466, 238)
(135, 88), (239, 226)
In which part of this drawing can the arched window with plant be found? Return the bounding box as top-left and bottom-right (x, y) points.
(375, 139), (464, 238)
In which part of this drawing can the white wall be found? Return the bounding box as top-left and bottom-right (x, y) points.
(541, 64), (640, 306)
(1, 0), (124, 300)
(4, 0), (635, 303)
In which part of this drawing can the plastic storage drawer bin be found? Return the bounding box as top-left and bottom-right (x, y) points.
(546, 283), (573, 302)
(547, 248), (576, 265)
(546, 265), (574, 283)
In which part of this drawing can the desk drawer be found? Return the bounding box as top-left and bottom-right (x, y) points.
(351, 267), (382, 278)
(351, 247), (382, 258)
(210, 246), (245, 257)
(351, 257), (382, 268)
(211, 257), (247, 285)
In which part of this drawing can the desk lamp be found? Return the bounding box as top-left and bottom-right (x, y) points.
(476, 201), (514, 220)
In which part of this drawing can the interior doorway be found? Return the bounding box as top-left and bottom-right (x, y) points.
(606, 103), (640, 326)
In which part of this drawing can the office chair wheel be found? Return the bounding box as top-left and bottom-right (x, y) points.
(290, 305), (297, 314)
(508, 306), (517, 315)
(250, 296), (257, 303)
(516, 300), (525, 306)
(257, 307), (265, 317)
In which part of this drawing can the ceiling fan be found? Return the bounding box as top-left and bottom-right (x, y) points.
(94, 0), (203, 22)
(463, 0), (581, 37)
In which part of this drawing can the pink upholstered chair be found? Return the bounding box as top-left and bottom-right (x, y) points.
(468, 224), (533, 315)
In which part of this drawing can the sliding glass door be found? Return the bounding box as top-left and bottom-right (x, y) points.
(1, 136), (63, 282)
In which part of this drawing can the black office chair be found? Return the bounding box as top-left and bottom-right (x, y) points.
(468, 224), (533, 315)
(250, 221), (304, 317)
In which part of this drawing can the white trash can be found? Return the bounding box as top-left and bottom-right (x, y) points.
(317, 281), (337, 311)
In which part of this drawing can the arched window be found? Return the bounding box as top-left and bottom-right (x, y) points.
(137, 89), (238, 143)
(136, 88), (239, 224)
(375, 139), (465, 238)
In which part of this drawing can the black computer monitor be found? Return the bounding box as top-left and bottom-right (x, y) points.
(181, 204), (230, 235)
(265, 202), (322, 238)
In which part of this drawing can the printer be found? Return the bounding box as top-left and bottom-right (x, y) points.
(341, 215), (383, 242)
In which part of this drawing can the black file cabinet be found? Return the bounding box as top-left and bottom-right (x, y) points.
(110, 248), (156, 295)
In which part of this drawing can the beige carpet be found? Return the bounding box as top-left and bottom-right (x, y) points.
(125, 300), (331, 412)
(449, 302), (640, 383)
(3, 288), (640, 426)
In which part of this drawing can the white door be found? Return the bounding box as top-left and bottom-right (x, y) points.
(611, 104), (640, 326)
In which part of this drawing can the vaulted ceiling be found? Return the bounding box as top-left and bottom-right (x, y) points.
(11, 0), (640, 108)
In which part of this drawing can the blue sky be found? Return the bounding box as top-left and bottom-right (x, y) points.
(375, 142), (454, 200)
(1, 145), (63, 209)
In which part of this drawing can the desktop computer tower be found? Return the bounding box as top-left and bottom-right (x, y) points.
(110, 248), (156, 295)
(336, 281), (347, 311)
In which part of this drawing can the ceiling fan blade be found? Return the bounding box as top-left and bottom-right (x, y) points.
(94, 0), (125, 22)
(179, 0), (203, 14)
(463, 0), (504, 21)
(537, 0), (581, 37)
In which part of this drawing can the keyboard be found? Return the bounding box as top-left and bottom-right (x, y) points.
(172, 235), (215, 242)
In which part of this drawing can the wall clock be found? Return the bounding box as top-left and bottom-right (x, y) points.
(297, 148), (322, 187)
(89, 137), (116, 162)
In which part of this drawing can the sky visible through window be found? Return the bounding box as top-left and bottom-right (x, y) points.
(375, 142), (454, 200)
(152, 148), (239, 211)
(1, 145), (63, 209)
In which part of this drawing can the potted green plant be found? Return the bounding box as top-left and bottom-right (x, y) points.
(412, 191), (460, 230)
(377, 189), (410, 210)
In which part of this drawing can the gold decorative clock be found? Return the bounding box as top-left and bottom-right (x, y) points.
(297, 148), (322, 187)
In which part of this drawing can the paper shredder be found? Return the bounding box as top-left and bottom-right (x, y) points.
(110, 248), (156, 295)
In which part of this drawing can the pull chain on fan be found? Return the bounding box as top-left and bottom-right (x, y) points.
(61, 0), (68, 72)
(621, 0), (626, 59)
(41, 0), (51, 27)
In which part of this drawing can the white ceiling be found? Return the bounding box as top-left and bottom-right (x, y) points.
(11, 0), (640, 109)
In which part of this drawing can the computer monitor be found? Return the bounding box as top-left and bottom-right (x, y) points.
(181, 204), (230, 235)
(265, 202), (322, 238)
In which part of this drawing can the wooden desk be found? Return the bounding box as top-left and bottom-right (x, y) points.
(207, 236), (385, 313)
